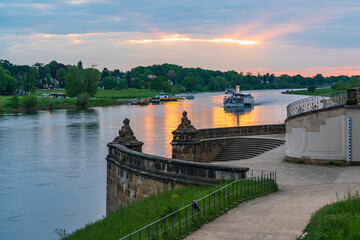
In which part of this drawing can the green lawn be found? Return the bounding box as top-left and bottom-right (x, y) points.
(282, 88), (333, 96)
(64, 179), (277, 240)
(298, 193), (360, 240)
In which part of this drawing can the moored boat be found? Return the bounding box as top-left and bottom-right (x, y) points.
(185, 94), (195, 99)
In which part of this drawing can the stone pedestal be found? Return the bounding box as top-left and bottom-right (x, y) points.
(111, 118), (143, 152)
(171, 111), (201, 161)
(346, 88), (359, 105)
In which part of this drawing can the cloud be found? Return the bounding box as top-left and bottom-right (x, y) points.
(66, 0), (107, 5)
(128, 34), (257, 45)
(307, 66), (360, 76)
(10, 3), (55, 10)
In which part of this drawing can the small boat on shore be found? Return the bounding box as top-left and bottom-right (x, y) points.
(185, 94), (195, 99)
(223, 85), (254, 108)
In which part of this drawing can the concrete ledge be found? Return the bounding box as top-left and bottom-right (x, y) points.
(284, 155), (356, 166)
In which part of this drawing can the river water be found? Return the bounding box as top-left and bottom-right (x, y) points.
(0, 90), (306, 240)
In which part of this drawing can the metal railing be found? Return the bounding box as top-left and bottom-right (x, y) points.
(119, 170), (277, 240)
(287, 90), (347, 118)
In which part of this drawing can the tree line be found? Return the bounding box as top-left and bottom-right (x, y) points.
(1, 60), (360, 97)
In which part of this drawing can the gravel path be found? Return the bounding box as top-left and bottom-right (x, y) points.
(186, 136), (360, 240)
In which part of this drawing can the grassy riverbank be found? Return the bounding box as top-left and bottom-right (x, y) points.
(0, 89), (163, 113)
(64, 179), (277, 240)
(282, 88), (333, 96)
(298, 193), (360, 240)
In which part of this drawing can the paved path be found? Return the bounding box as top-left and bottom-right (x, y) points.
(186, 136), (360, 240)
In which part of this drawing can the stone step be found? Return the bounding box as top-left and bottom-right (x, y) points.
(213, 137), (285, 161)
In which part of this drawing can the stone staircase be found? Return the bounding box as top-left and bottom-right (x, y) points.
(213, 137), (285, 161)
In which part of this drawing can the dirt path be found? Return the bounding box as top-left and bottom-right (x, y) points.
(186, 140), (360, 240)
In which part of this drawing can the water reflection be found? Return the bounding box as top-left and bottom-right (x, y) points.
(223, 106), (254, 126)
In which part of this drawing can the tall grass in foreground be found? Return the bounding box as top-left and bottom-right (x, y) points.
(64, 179), (277, 240)
(298, 192), (360, 240)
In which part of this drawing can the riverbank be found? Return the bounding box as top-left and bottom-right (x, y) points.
(0, 89), (163, 114)
(282, 88), (333, 96)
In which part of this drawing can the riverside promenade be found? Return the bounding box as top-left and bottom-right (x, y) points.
(186, 134), (360, 240)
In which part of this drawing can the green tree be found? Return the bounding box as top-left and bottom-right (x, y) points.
(83, 68), (100, 97)
(24, 67), (39, 92)
(0, 64), (13, 94)
(150, 77), (166, 91)
(76, 92), (90, 107)
(182, 76), (196, 91)
(348, 77), (360, 88)
(134, 78), (142, 89)
(46, 73), (52, 87)
(65, 66), (83, 97)
(167, 70), (176, 82)
(118, 79), (128, 89)
(55, 68), (67, 89)
(314, 74), (324, 85)
(162, 81), (172, 93)
(331, 81), (347, 91)
(77, 61), (83, 70)
(22, 94), (38, 109)
(101, 76), (118, 90)
(307, 85), (317, 93)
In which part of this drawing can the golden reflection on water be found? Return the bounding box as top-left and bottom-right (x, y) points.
(136, 90), (304, 157)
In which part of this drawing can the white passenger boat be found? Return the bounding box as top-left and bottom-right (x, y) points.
(223, 85), (254, 107)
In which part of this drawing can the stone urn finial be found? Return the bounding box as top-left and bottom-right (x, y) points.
(174, 111), (197, 133)
(112, 118), (143, 151)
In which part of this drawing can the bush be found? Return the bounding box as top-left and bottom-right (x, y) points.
(21, 94), (38, 109)
(307, 85), (317, 93)
(76, 92), (90, 107)
(48, 97), (55, 110)
(10, 95), (21, 108)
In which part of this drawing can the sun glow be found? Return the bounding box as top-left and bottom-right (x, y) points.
(129, 34), (257, 45)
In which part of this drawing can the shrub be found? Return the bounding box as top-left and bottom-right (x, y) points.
(21, 94), (38, 109)
(76, 92), (90, 107)
(10, 95), (21, 108)
(49, 97), (55, 110)
(307, 85), (317, 93)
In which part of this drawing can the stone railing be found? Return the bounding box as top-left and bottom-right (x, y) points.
(198, 124), (286, 139)
(108, 143), (248, 184)
(286, 90), (348, 118)
(106, 143), (249, 214)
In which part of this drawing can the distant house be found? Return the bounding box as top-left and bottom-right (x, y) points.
(147, 75), (157, 81)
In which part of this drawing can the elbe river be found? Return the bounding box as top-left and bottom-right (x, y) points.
(0, 90), (306, 240)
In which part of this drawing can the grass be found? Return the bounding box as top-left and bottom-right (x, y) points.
(64, 178), (278, 240)
(298, 192), (360, 240)
(282, 88), (333, 96)
(94, 89), (162, 99)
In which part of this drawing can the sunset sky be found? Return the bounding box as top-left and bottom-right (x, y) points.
(1, 0), (360, 76)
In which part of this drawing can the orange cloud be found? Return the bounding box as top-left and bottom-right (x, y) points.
(128, 34), (257, 45)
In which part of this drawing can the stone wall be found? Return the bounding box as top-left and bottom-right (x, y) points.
(106, 143), (248, 215)
(171, 124), (285, 162)
(285, 104), (360, 165)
